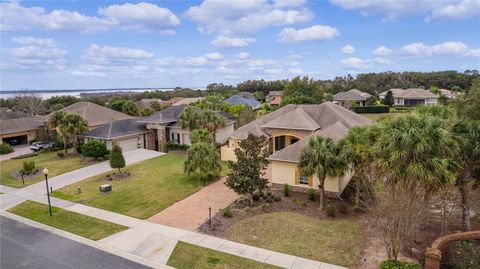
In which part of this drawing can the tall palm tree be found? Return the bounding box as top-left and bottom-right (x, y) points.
(58, 114), (89, 155)
(298, 136), (347, 210)
(179, 106), (201, 130)
(184, 142), (221, 182)
(202, 110), (225, 134)
(48, 111), (68, 155)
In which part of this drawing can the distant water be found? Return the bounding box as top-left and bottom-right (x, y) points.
(0, 88), (181, 99)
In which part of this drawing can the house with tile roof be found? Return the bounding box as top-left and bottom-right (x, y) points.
(333, 89), (371, 107)
(0, 116), (45, 145)
(220, 102), (373, 196)
(81, 105), (235, 152)
(378, 88), (438, 106)
(224, 95), (261, 109)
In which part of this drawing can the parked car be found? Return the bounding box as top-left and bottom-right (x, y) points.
(30, 141), (54, 152)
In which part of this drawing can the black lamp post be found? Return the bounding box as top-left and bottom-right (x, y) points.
(43, 167), (52, 216)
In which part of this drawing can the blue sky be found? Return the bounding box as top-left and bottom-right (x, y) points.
(1, 0), (479, 90)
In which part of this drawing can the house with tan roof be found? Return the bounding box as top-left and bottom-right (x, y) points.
(333, 89), (371, 107)
(0, 116), (45, 145)
(266, 91), (283, 106)
(221, 102), (373, 196)
(378, 88), (438, 106)
(171, 97), (204, 106)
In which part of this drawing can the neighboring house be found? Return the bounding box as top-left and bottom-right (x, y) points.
(439, 89), (463, 99)
(81, 105), (235, 152)
(50, 102), (131, 129)
(267, 91), (283, 106)
(379, 88), (438, 106)
(0, 116), (44, 145)
(333, 89), (371, 107)
(221, 102), (373, 196)
(238, 91), (255, 99)
(171, 97), (204, 106)
(224, 95), (261, 109)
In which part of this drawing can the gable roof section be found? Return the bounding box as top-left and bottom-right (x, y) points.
(396, 88), (438, 99)
(225, 95), (261, 109)
(81, 117), (149, 140)
(267, 121), (350, 163)
(261, 108), (320, 130)
(139, 105), (185, 124)
(333, 89), (371, 101)
(53, 102), (130, 126)
(378, 88), (404, 97)
(172, 97), (204, 106)
(0, 116), (44, 135)
(268, 91), (283, 97)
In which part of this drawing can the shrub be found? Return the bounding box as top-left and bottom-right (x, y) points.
(57, 152), (65, 158)
(266, 197), (274, 203)
(252, 192), (260, 202)
(353, 106), (390, 114)
(273, 196), (282, 202)
(22, 160), (36, 174)
(266, 191), (273, 197)
(338, 204), (348, 214)
(0, 143), (14, 154)
(166, 140), (189, 151)
(110, 145), (126, 172)
(283, 183), (290, 197)
(448, 240), (480, 269)
(308, 188), (316, 201)
(379, 260), (422, 269)
(81, 140), (108, 158)
(326, 206), (336, 218)
(222, 207), (233, 218)
(258, 190), (265, 198)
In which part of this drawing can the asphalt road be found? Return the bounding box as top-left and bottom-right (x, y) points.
(0, 216), (152, 269)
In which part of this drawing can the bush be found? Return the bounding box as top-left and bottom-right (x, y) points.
(0, 143), (14, 154)
(57, 152), (65, 158)
(81, 140), (108, 158)
(448, 240), (480, 269)
(273, 196), (282, 202)
(222, 207), (233, 218)
(353, 106), (390, 114)
(258, 190), (265, 198)
(380, 260), (422, 269)
(308, 188), (316, 201)
(338, 204), (348, 214)
(326, 206), (336, 218)
(283, 183), (290, 197)
(266, 191), (273, 198)
(252, 192), (260, 202)
(22, 160), (36, 174)
(266, 197), (274, 203)
(166, 140), (189, 151)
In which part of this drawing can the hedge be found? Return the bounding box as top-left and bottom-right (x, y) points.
(353, 106), (390, 114)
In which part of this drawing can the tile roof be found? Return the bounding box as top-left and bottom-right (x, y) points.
(395, 88), (438, 99)
(0, 116), (44, 135)
(224, 95), (261, 109)
(81, 117), (149, 139)
(171, 97), (204, 106)
(268, 91), (283, 97)
(333, 89), (371, 101)
(139, 105), (185, 124)
(51, 102), (131, 127)
(378, 88), (405, 97)
(261, 108), (320, 130)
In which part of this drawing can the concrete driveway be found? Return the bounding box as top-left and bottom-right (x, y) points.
(0, 144), (33, 161)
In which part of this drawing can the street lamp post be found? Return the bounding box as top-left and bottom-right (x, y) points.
(42, 167), (52, 216)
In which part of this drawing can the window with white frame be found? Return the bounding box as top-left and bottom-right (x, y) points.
(299, 175), (309, 185)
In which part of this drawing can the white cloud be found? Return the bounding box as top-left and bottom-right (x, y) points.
(1, 1), (179, 33)
(97, 2), (180, 31)
(185, 0), (313, 36)
(341, 57), (371, 69)
(400, 41), (475, 57)
(273, 0), (306, 8)
(71, 70), (106, 77)
(3, 40), (68, 70)
(465, 49), (480, 57)
(211, 35), (256, 47)
(204, 52), (223, 60)
(373, 45), (392, 56)
(82, 44), (153, 67)
(330, 0), (469, 21)
(236, 52), (250, 59)
(278, 25), (339, 42)
(427, 0), (480, 21)
(288, 68), (303, 74)
(341, 44), (355, 54)
(373, 57), (393, 64)
(11, 36), (57, 47)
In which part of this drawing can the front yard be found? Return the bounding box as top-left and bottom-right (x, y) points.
(52, 154), (207, 219)
(8, 200), (127, 240)
(0, 151), (90, 188)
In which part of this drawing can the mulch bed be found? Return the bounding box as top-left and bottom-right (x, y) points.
(102, 171), (132, 181)
(199, 189), (357, 237)
(10, 169), (42, 181)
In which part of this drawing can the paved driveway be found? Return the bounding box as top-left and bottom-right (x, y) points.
(148, 177), (239, 231)
(0, 216), (150, 269)
(0, 144), (33, 161)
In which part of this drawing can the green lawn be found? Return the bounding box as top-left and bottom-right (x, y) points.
(52, 154), (204, 219)
(167, 242), (280, 269)
(0, 151), (89, 188)
(8, 200), (127, 240)
(225, 211), (364, 267)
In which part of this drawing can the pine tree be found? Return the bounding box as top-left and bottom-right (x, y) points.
(110, 144), (126, 173)
(383, 90), (394, 106)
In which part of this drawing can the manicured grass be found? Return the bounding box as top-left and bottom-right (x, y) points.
(8, 200), (127, 240)
(0, 151), (88, 188)
(167, 242), (280, 269)
(53, 154), (205, 219)
(225, 211), (364, 267)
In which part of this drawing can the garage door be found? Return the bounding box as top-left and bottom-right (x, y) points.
(116, 138), (138, 152)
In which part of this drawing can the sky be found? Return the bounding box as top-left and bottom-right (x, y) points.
(1, 0), (479, 90)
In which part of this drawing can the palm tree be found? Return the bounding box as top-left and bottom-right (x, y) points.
(202, 110), (225, 134)
(48, 111), (68, 155)
(184, 142), (221, 182)
(58, 114), (89, 155)
(298, 136), (347, 210)
(179, 106), (201, 130)
(191, 128), (213, 144)
(453, 121), (480, 231)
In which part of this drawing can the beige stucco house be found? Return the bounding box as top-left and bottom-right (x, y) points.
(379, 88), (438, 106)
(221, 102), (373, 196)
(333, 89), (372, 107)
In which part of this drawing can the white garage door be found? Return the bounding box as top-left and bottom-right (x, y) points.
(116, 138), (138, 152)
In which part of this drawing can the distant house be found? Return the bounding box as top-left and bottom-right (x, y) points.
(439, 89), (463, 99)
(379, 88), (438, 106)
(267, 91), (283, 106)
(221, 102), (372, 197)
(0, 116), (44, 145)
(224, 95), (261, 109)
(81, 105), (235, 152)
(238, 91), (255, 99)
(171, 97), (204, 106)
(333, 89), (371, 107)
